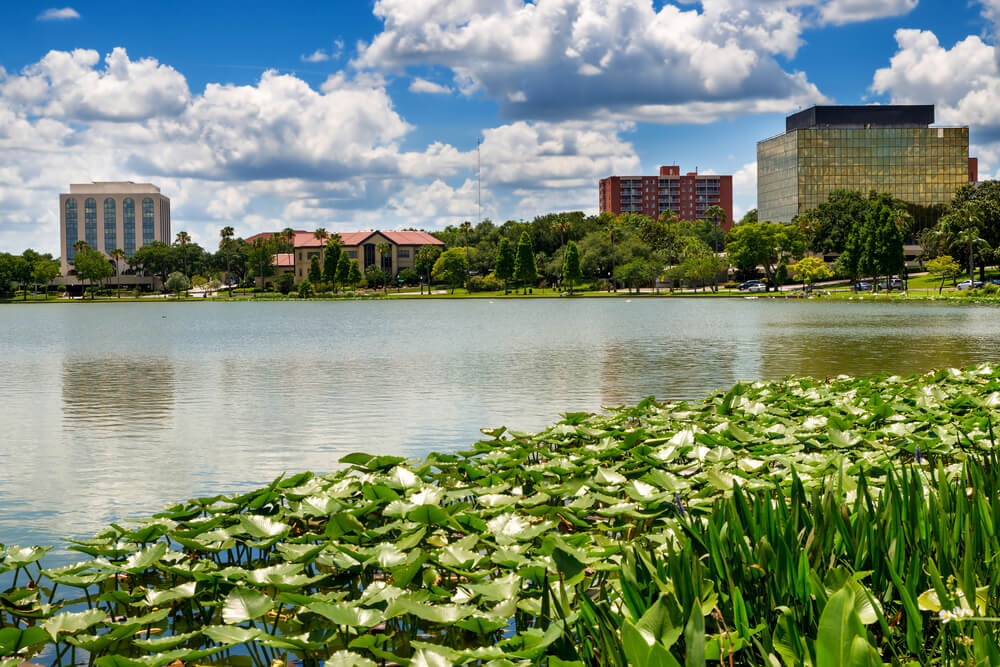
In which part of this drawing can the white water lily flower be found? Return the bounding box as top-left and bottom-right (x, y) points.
(939, 607), (975, 624)
(392, 467), (420, 489)
(409, 487), (443, 506)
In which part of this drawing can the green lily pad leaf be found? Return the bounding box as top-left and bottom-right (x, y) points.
(324, 651), (378, 667)
(123, 542), (168, 571)
(42, 608), (106, 640)
(3, 545), (52, 567)
(238, 515), (290, 540)
(133, 630), (201, 651)
(202, 625), (264, 645)
(221, 587), (273, 624)
(145, 581), (197, 607)
(0, 626), (50, 656)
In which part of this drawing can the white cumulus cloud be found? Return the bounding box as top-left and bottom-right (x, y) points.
(818, 0), (917, 25)
(355, 0), (830, 123)
(37, 7), (80, 21)
(409, 77), (452, 94)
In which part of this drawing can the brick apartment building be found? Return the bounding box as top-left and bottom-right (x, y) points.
(599, 166), (734, 231)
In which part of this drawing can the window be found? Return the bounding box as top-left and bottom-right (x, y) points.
(142, 198), (154, 245)
(347, 250), (357, 258)
(65, 199), (78, 261)
(123, 198), (135, 256)
(104, 198), (116, 253)
(84, 198), (97, 248)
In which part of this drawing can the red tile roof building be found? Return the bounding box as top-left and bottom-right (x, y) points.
(599, 166), (734, 231)
(246, 229), (444, 285)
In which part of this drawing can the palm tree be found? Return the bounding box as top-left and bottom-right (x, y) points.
(220, 226), (235, 296)
(175, 231), (191, 277)
(935, 202), (989, 281)
(314, 228), (329, 245)
(552, 219), (572, 248)
(109, 248), (125, 298)
(281, 227), (297, 280)
(376, 241), (392, 294)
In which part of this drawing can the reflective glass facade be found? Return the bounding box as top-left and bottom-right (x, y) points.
(84, 198), (97, 247)
(123, 198), (135, 257)
(758, 126), (970, 223)
(65, 199), (78, 262)
(103, 197), (116, 253)
(142, 198), (155, 245)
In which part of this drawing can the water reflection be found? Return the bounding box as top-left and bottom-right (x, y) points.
(62, 357), (176, 432)
(0, 299), (999, 556)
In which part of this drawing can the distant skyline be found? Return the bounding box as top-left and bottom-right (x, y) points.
(1, 0), (998, 255)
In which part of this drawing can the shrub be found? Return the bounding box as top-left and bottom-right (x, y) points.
(275, 272), (294, 295)
(468, 273), (505, 292)
(982, 282), (999, 295)
(297, 279), (315, 298)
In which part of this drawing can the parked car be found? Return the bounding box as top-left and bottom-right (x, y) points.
(738, 280), (763, 291)
(854, 282), (872, 291)
(747, 283), (767, 293)
(989, 279), (1000, 286)
(957, 280), (984, 290)
(876, 278), (905, 291)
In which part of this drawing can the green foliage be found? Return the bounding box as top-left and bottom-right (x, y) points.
(336, 251), (350, 290)
(7, 365), (1000, 664)
(513, 231), (537, 292)
(397, 267), (420, 286)
(774, 262), (788, 286)
(562, 240), (582, 292)
(164, 271), (189, 296)
(432, 248), (468, 293)
(789, 256), (832, 285)
(415, 244), (443, 286)
(347, 259), (362, 288)
(495, 236), (515, 288)
(297, 279), (315, 298)
(725, 222), (802, 290)
(74, 246), (114, 296)
(467, 273), (505, 292)
(324, 237), (343, 284)
(308, 255), (322, 284)
(274, 272), (294, 295)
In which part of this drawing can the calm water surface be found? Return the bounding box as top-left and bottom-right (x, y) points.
(1, 298), (998, 554)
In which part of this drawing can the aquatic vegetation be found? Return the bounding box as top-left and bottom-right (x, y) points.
(6, 365), (1000, 665)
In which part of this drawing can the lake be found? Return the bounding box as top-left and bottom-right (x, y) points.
(1, 298), (998, 555)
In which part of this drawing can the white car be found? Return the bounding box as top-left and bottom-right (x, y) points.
(747, 283), (767, 292)
(957, 280), (984, 290)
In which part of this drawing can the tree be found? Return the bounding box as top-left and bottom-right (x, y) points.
(725, 222), (803, 292)
(800, 190), (870, 255)
(109, 248), (125, 298)
(275, 272), (294, 295)
(9, 256), (31, 300)
(165, 271), (189, 299)
(190, 274), (208, 297)
(376, 241), (392, 294)
(738, 209), (758, 226)
(494, 237), (515, 293)
(513, 231), (537, 294)
(702, 204), (729, 247)
(926, 254), (962, 294)
(601, 214), (619, 290)
(432, 248), (468, 294)
(336, 252), (350, 292)
(347, 259), (362, 289)
(324, 238), (343, 287)
(858, 202), (906, 290)
(220, 226), (235, 297)
(74, 247), (114, 298)
(174, 231), (192, 277)
(415, 245), (442, 294)
(397, 268), (419, 287)
(308, 255), (322, 284)
(365, 264), (386, 289)
(313, 228), (329, 246)
(562, 240), (582, 294)
(31, 259), (60, 299)
(247, 237), (276, 288)
(789, 256), (832, 289)
(934, 202), (989, 281)
(297, 279), (315, 298)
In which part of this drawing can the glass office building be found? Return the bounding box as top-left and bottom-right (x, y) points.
(757, 106), (977, 223)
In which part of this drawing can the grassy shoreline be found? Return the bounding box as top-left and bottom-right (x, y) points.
(4, 365), (1000, 664)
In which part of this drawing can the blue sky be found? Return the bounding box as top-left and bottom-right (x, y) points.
(1, 0), (999, 255)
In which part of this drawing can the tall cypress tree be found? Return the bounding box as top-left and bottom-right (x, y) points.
(308, 255), (322, 284)
(495, 237), (515, 293)
(562, 240), (582, 294)
(324, 238), (342, 284)
(513, 231), (537, 294)
(335, 251), (350, 293)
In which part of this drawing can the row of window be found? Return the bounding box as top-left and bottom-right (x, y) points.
(65, 197), (157, 261)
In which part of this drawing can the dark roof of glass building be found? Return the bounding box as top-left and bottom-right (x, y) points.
(786, 105), (935, 131)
